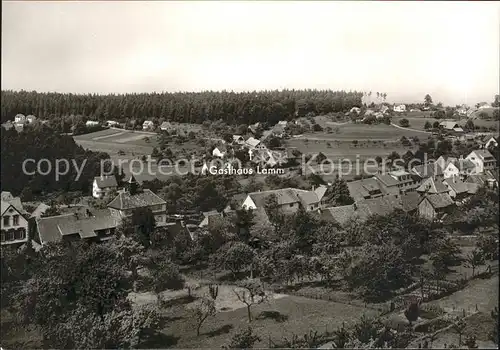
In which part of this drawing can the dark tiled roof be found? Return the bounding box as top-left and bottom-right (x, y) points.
(443, 178), (469, 195)
(249, 189), (300, 207)
(412, 163), (444, 179)
(424, 193), (455, 209)
(374, 174), (400, 187)
(321, 194), (403, 226)
(107, 189), (166, 210)
(416, 177), (448, 194)
(401, 192), (421, 212)
(94, 175), (118, 188)
(36, 209), (119, 244)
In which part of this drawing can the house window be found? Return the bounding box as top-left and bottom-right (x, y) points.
(6, 230), (14, 241)
(0, 232), (5, 242)
(13, 215), (19, 226)
(3, 216), (10, 227)
(289, 203), (294, 207)
(14, 229), (25, 240)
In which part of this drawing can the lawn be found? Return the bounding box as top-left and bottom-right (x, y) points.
(140, 284), (378, 349)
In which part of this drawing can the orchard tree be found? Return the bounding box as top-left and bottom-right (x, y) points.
(233, 279), (269, 322)
(424, 121), (432, 130)
(464, 248), (485, 277)
(191, 297), (217, 336)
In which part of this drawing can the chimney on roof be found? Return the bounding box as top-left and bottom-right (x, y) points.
(312, 185), (316, 191)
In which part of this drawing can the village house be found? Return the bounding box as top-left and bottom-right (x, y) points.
(92, 175), (119, 199)
(242, 186), (327, 213)
(416, 177), (449, 195)
(347, 177), (388, 202)
(106, 120), (119, 127)
(14, 114), (26, 124)
(107, 176), (168, 226)
(212, 146), (227, 159)
(441, 157), (476, 180)
(465, 149), (497, 174)
(86, 120), (100, 127)
(387, 169), (420, 193)
(142, 120), (154, 130)
(248, 122), (261, 134)
(232, 135), (245, 145)
(485, 136), (498, 149)
(250, 148), (288, 167)
(380, 105), (390, 114)
(160, 121), (174, 132)
(320, 193), (420, 227)
(477, 102), (492, 109)
(418, 193), (455, 221)
(443, 177), (479, 201)
(1, 192), (29, 246)
(465, 170), (499, 189)
(393, 104), (406, 113)
(36, 209), (119, 246)
(411, 162), (444, 181)
(350, 107), (361, 114)
(439, 121), (464, 134)
(26, 115), (37, 124)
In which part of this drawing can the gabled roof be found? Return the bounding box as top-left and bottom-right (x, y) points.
(468, 150), (495, 161)
(401, 192), (421, 212)
(411, 162), (444, 179)
(443, 178), (469, 195)
(107, 189), (166, 210)
(247, 187), (324, 208)
(245, 137), (261, 148)
(422, 193), (454, 209)
(374, 174), (400, 187)
(37, 209), (119, 244)
(31, 203), (51, 219)
(94, 175), (118, 188)
(452, 158), (476, 171)
(160, 121), (172, 129)
(233, 135), (244, 142)
(1, 192), (26, 216)
(416, 177), (448, 194)
(314, 185), (328, 202)
(321, 194), (403, 226)
(439, 121), (459, 130)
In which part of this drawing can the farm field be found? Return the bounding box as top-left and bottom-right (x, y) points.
(297, 123), (431, 140)
(392, 115), (499, 132)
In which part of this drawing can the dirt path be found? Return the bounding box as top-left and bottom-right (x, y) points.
(390, 123), (432, 134)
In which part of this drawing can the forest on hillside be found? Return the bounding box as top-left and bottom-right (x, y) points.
(1, 90), (363, 125)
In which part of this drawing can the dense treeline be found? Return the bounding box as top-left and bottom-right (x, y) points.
(1, 124), (113, 197)
(1, 90), (363, 125)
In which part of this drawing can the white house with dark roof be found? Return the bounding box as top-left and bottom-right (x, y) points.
(485, 136), (498, 149)
(92, 175), (119, 199)
(1, 192), (29, 246)
(242, 186), (327, 213)
(86, 120), (100, 127)
(107, 176), (167, 225)
(466, 150), (497, 174)
(393, 104), (406, 112)
(411, 162), (445, 181)
(232, 135), (245, 145)
(441, 158), (476, 180)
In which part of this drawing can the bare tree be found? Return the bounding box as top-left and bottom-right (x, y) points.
(191, 297), (217, 336)
(464, 249), (485, 277)
(452, 317), (467, 346)
(233, 279), (269, 322)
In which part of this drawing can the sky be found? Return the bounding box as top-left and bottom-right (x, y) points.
(2, 1), (499, 106)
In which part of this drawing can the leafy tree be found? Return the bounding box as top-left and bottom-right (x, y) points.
(325, 176), (354, 206)
(213, 242), (255, 278)
(148, 258), (185, 293)
(492, 95), (500, 107)
(191, 297), (217, 336)
(490, 307), (499, 344)
(399, 118), (410, 127)
(375, 156), (383, 165)
(264, 194), (285, 235)
(430, 237), (463, 272)
(235, 208), (255, 242)
(109, 235), (145, 290)
(121, 207), (157, 248)
(225, 327), (261, 348)
(404, 299), (420, 326)
(476, 233), (499, 260)
(433, 121), (440, 129)
(233, 279), (269, 322)
(424, 94), (433, 106)
(464, 334), (478, 349)
(464, 248), (485, 277)
(465, 119), (475, 131)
